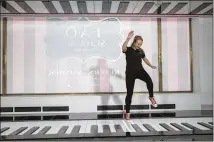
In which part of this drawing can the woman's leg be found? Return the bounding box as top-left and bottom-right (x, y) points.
(136, 69), (154, 97)
(125, 72), (136, 113)
(136, 69), (157, 107)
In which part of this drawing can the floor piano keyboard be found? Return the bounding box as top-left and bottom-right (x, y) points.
(0, 117), (213, 140)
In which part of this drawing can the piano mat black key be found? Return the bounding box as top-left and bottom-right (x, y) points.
(37, 126), (51, 135)
(143, 124), (159, 134)
(114, 124), (124, 133)
(159, 123), (178, 135)
(84, 125), (99, 137)
(57, 126), (69, 135)
(197, 122), (213, 130)
(170, 123), (192, 134)
(130, 124), (154, 136)
(113, 124), (125, 136)
(0, 127), (10, 134)
(23, 126), (40, 136)
(9, 127), (28, 136)
(131, 124), (143, 132)
(181, 123), (212, 134)
(101, 125), (111, 136)
(70, 125), (81, 137)
(91, 125), (98, 134)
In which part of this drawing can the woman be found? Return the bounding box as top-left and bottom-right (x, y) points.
(122, 31), (157, 120)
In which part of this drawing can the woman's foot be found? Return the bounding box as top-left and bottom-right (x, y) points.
(149, 97), (158, 107)
(125, 113), (130, 120)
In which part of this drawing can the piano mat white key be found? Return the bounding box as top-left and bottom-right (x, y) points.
(78, 120), (88, 133)
(85, 120), (97, 133)
(122, 120), (136, 132)
(113, 120), (134, 132)
(105, 120), (115, 124)
(109, 124), (116, 133)
(105, 120), (116, 133)
(125, 120), (135, 125)
(96, 120), (106, 125)
(1, 121), (25, 129)
(96, 120), (106, 133)
(139, 117), (211, 124)
(155, 117), (212, 123)
(1, 122), (18, 128)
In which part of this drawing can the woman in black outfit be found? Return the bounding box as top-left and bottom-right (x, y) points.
(122, 31), (158, 120)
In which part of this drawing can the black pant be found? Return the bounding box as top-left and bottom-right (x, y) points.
(125, 69), (154, 113)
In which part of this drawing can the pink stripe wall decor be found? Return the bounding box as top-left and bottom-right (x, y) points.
(13, 17), (25, 93)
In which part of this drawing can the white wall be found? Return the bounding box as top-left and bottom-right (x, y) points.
(192, 17), (213, 109)
(1, 93), (201, 112)
(1, 17), (213, 112)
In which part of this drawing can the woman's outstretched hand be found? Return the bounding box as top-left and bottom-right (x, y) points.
(151, 66), (157, 69)
(127, 31), (134, 40)
(122, 31), (134, 52)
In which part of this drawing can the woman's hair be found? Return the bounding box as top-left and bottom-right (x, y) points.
(131, 35), (143, 47)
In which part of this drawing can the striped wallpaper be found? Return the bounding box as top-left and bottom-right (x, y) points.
(5, 17), (190, 94)
(162, 18), (191, 91)
(0, 18), (2, 94)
